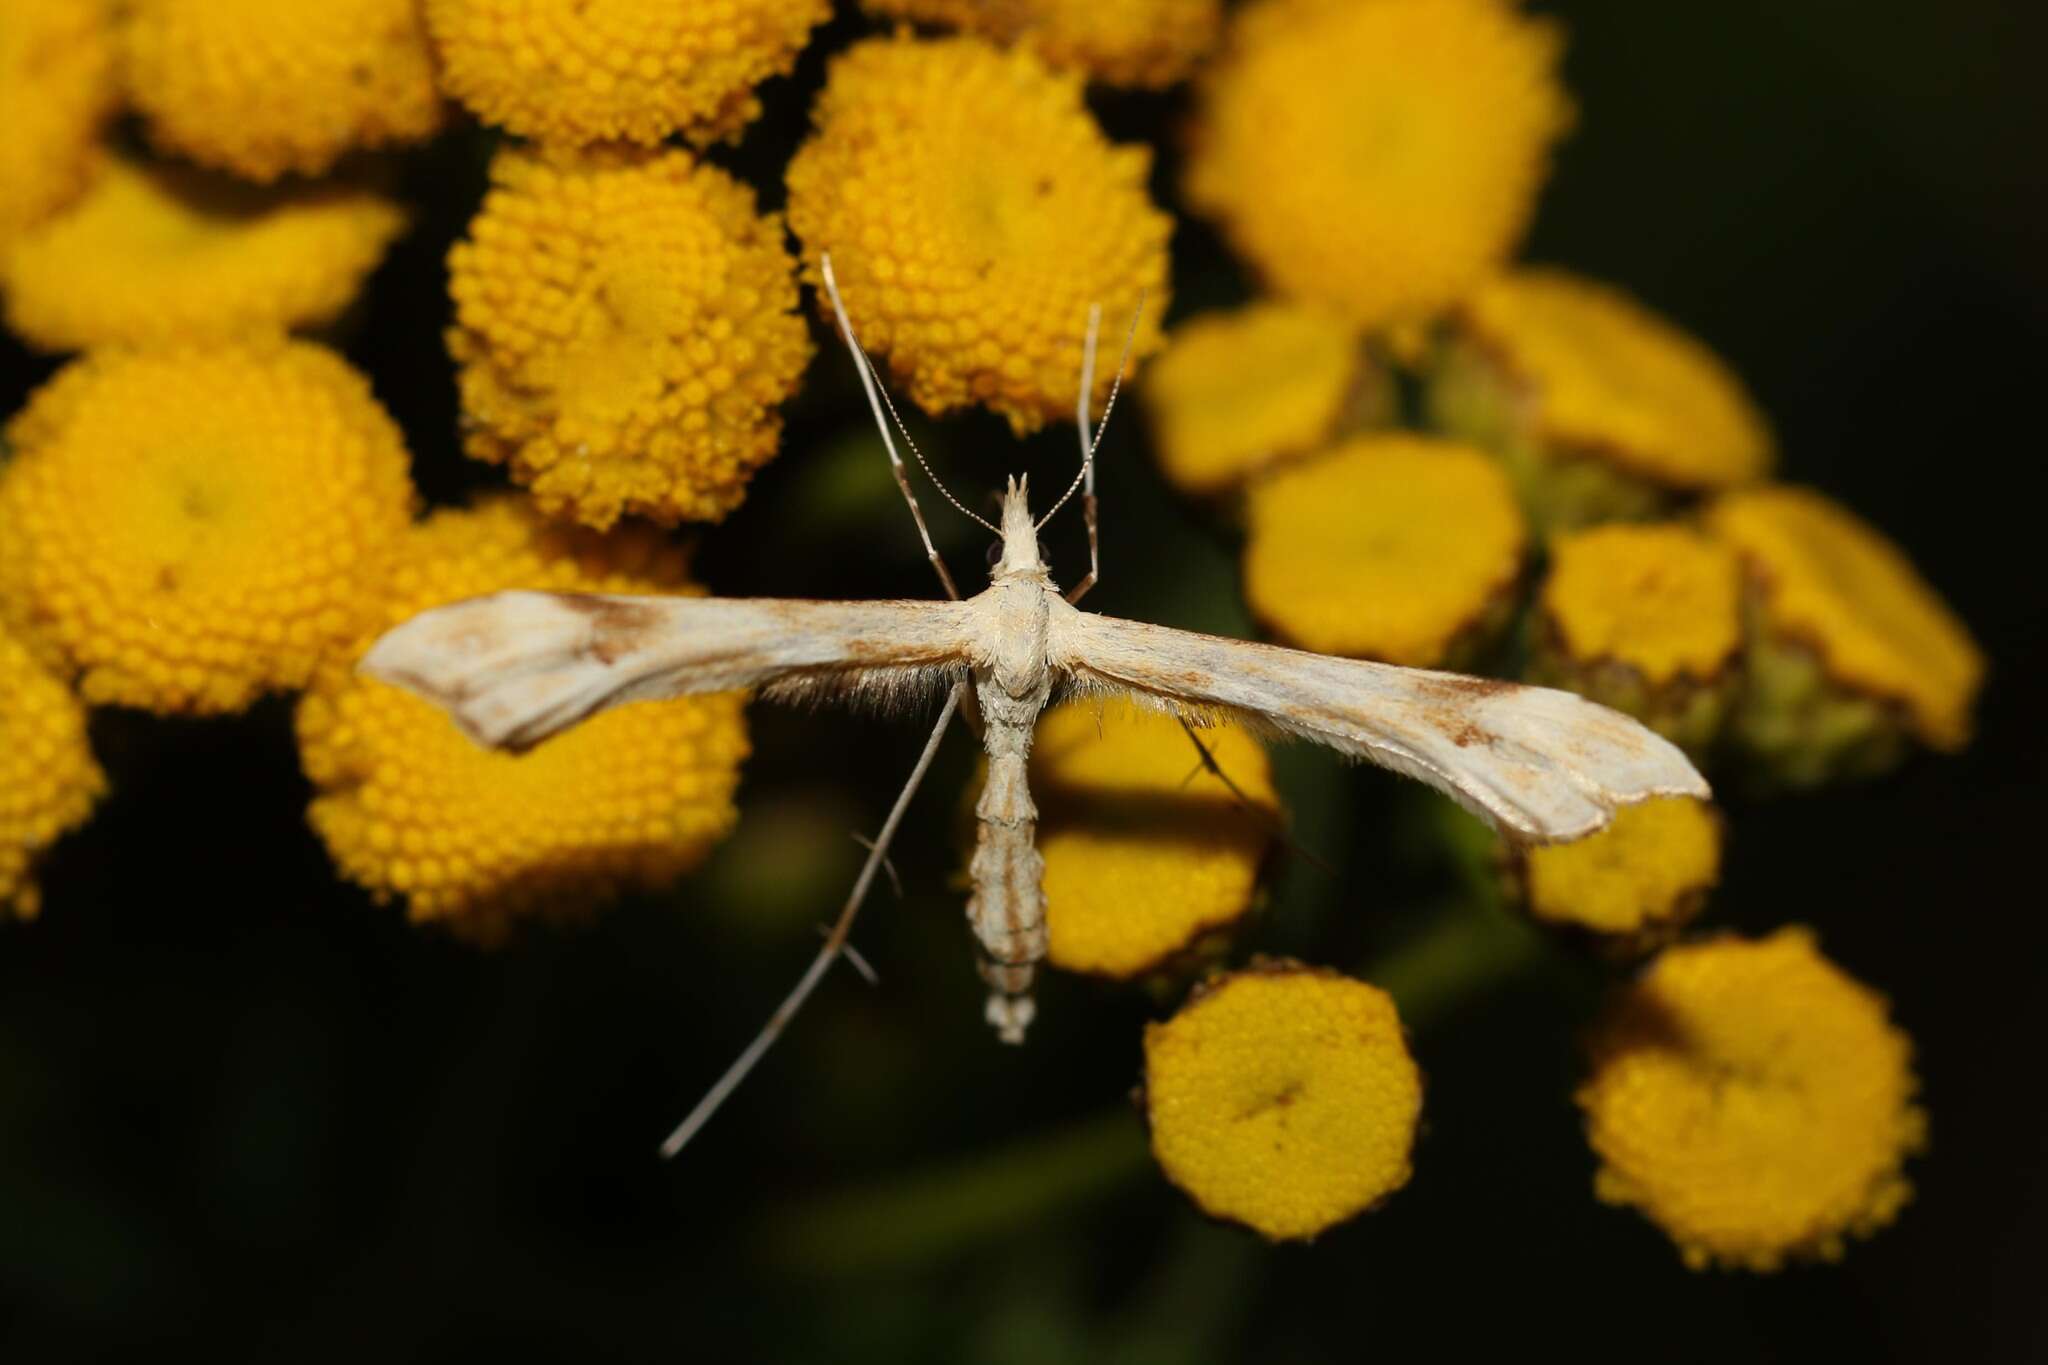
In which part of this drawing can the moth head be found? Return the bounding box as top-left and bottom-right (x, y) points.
(992, 474), (1048, 581)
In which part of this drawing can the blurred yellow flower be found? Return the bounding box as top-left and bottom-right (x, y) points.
(0, 0), (116, 249)
(0, 342), (417, 714)
(1145, 963), (1422, 1241)
(297, 498), (749, 936)
(120, 0), (442, 181)
(786, 34), (1170, 433)
(1242, 434), (1525, 666)
(0, 627), (105, 921)
(425, 0), (830, 147)
(863, 0), (1222, 87)
(3, 157), (406, 352)
(1516, 797), (1720, 945)
(1030, 700), (1277, 979)
(1185, 0), (1569, 330)
(1578, 927), (1924, 1270)
(447, 145), (813, 530)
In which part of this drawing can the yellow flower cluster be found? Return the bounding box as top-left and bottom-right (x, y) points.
(0, 342), (418, 714)
(863, 0), (1223, 88)
(447, 145), (813, 529)
(0, 628), (105, 920)
(3, 157), (407, 352)
(1241, 434), (1525, 666)
(119, 0), (443, 181)
(1145, 964), (1422, 1241)
(1578, 928), (1924, 1270)
(0, 0), (116, 249)
(426, 0), (830, 147)
(1031, 700), (1277, 979)
(1518, 797), (1720, 944)
(297, 498), (749, 935)
(786, 34), (1171, 433)
(1186, 0), (1569, 330)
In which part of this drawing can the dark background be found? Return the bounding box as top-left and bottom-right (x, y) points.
(2, 2), (2043, 1359)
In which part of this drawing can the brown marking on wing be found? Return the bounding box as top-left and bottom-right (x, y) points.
(555, 593), (668, 666)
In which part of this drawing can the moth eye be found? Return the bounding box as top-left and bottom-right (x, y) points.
(986, 539), (1004, 567)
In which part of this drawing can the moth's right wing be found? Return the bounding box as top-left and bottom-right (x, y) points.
(360, 591), (978, 751)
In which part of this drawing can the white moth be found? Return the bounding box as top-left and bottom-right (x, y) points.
(361, 257), (1709, 1154)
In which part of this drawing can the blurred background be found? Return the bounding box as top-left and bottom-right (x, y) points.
(2, 1), (2044, 1359)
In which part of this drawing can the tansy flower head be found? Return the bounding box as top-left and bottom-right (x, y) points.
(1577, 927), (1924, 1270)
(0, 0), (116, 249)
(1144, 302), (1382, 498)
(3, 157), (407, 352)
(1029, 700), (1277, 979)
(426, 0), (828, 147)
(0, 628), (106, 920)
(446, 145), (813, 530)
(1144, 963), (1422, 1241)
(119, 0), (442, 182)
(1513, 797), (1720, 948)
(1241, 434), (1525, 666)
(785, 34), (1171, 433)
(1185, 0), (1569, 330)
(0, 342), (417, 714)
(297, 497), (749, 936)
(1705, 486), (1984, 782)
(863, 0), (1223, 88)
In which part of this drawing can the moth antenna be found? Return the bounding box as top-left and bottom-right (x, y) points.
(1038, 289), (1143, 531)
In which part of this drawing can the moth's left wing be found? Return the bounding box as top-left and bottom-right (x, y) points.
(1051, 612), (1708, 843)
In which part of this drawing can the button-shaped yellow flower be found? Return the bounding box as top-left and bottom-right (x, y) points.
(863, 0), (1222, 88)
(297, 498), (749, 938)
(1145, 963), (1422, 1241)
(0, 0), (116, 249)
(1185, 0), (1569, 330)
(0, 628), (105, 920)
(0, 342), (418, 714)
(1242, 434), (1526, 666)
(447, 145), (813, 530)
(1515, 797), (1721, 946)
(786, 34), (1171, 433)
(120, 0), (442, 181)
(426, 0), (829, 147)
(3, 157), (407, 352)
(1577, 928), (1924, 1270)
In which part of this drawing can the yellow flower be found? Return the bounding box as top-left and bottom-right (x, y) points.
(1143, 302), (1380, 497)
(1185, 0), (1569, 330)
(447, 145), (813, 530)
(3, 157), (406, 352)
(1516, 797), (1720, 945)
(785, 34), (1171, 433)
(1577, 927), (1924, 1270)
(119, 0), (442, 182)
(425, 0), (830, 147)
(0, 627), (105, 920)
(0, 0), (116, 249)
(862, 0), (1222, 88)
(0, 342), (418, 714)
(1144, 963), (1422, 1241)
(1241, 434), (1526, 666)
(296, 498), (749, 936)
(1030, 699), (1277, 979)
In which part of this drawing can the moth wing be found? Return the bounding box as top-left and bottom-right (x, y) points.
(361, 591), (978, 751)
(1051, 612), (1709, 843)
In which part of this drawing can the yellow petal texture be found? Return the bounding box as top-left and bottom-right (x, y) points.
(862, 0), (1222, 88)
(1185, 0), (1569, 329)
(1539, 524), (1743, 688)
(3, 157), (407, 352)
(1031, 700), (1277, 978)
(425, 0), (830, 146)
(1455, 268), (1775, 490)
(0, 342), (418, 714)
(1145, 964), (1422, 1241)
(119, 0), (442, 182)
(1520, 796), (1720, 939)
(785, 34), (1171, 433)
(297, 498), (749, 936)
(1704, 487), (1983, 749)
(0, 627), (106, 920)
(1241, 434), (1525, 665)
(0, 0), (116, 249)
(1144, 302), (1365, 497)
(1577, 927), (1924, 1270)
(446, 145), (813, 529)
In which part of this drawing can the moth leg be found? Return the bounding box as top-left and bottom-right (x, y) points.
(1067, 302), (1103, 607)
